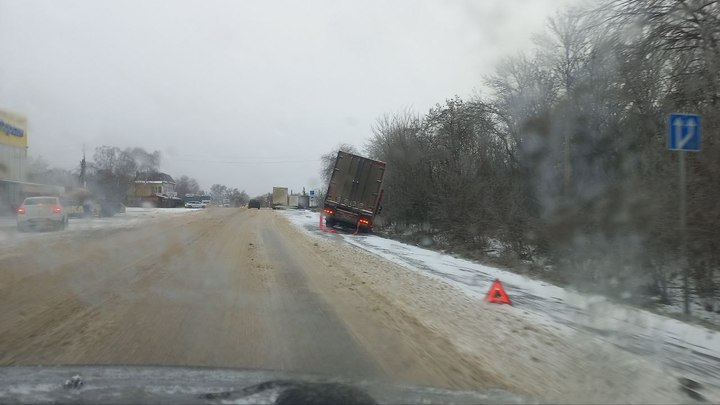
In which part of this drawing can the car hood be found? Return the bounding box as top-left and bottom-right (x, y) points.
(0, 365), (532, 404)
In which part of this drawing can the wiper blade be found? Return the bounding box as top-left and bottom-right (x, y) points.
(200, 379), (296, 400)
(199, 380), (377, 404)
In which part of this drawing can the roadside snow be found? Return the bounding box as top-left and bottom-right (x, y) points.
(123, 207), (204, 218)
(282, 209), (720, 401)
(66, 207), (204, 231)
(0, 207), (204, 247)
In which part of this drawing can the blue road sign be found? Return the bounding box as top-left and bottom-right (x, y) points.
(309, 190), (315, 196)
(668, 113), (701, 152)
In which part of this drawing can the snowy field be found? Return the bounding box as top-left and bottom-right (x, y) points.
(282, 209), (720, 397)
(0, 207), (203, 246)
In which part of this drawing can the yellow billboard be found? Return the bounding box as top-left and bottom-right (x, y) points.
(0, 109), (28, 148)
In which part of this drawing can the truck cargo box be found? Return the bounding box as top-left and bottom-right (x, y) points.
(323, 151), (385, 230)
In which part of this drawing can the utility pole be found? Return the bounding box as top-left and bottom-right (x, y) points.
(80, 146), (87, 188)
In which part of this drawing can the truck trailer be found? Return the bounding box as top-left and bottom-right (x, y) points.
(271, 187), (289, 210)
(322, 151), (385, 231)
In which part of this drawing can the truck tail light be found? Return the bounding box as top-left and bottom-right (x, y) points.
(324, 208), (334, 215)
(17, 207), (25, 215)
(53, 206), (62, 213)
(359, 218), (370, 225)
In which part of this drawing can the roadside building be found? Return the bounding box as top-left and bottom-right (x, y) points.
(127, 172), (182, 208)
(0, 108), (101, 216)
(0, 109), (32, 213)
(0, 108), (28, 182)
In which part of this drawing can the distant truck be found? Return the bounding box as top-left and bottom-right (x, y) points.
(272, 187), (289, 209)
(288, 194), (299, 208)
(287, 194), (310, 209)
(323, 151), (385, 231)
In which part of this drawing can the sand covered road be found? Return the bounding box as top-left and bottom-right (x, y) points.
(0, 208), (698, 403)
(0, 209), (507, 396)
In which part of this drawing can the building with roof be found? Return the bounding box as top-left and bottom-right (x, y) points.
(127, 172), (182, 207)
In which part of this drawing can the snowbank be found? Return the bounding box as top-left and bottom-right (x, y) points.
(0, 207), (204, 247)
(282, 209), (720, 400)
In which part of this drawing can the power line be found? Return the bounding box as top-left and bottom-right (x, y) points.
(165, 157), (320, 165)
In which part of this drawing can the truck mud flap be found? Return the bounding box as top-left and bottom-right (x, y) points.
(319, 212), (336, 233)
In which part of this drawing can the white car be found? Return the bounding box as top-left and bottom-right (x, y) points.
(16, 196), (69, 232)
(184, 201), (206, 208)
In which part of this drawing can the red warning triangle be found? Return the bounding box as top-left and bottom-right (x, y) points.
(485, 279), (511, 305)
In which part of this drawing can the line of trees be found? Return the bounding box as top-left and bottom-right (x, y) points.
(29, 146), (165, 202)
(88, 146), (162, 202)
(175, 175), (202, 197)
(342, 1), (719, 312)
(31, 146), (255, 208)
(30, 146), (208, 205)
(209, 183), (250, 207)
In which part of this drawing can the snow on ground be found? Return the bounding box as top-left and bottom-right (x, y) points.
(0, 207), (204, 247)
(282, 209), (720, 399)
(68, 207), (203, 230)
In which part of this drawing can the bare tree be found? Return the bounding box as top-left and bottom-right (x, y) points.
(335, 0), (720, 312)
(89, 146), (161, 203)
(175, 175), (201, 197)
(27, 156), (80, 188)
(210, 184), (227, 202)
(226, 188), (249, 207)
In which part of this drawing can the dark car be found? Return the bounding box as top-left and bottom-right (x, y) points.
(248, 199), (261, 209)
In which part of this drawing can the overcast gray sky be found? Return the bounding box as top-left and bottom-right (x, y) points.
(0, 0), (577, 196)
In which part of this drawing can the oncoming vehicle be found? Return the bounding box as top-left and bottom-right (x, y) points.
(185, 201), (205, 208)
(248, 199), (261, 209)
(16, 196), (68, 232)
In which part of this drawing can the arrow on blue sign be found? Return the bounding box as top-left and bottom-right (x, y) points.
(668, 113), (701, 152)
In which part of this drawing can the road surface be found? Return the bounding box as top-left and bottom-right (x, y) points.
(0, 208), (700, 403)
(0, 209), (501, 391)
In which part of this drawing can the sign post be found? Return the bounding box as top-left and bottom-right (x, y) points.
(667, 113), (701, 316)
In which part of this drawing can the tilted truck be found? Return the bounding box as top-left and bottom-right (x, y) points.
(271, 187), (289, 209)
(323, 151), (385, 231)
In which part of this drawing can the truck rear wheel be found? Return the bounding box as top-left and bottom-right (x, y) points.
(325, 218), (336, 227)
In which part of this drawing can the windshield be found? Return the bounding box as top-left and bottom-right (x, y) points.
(1, 1), (719, 404)
(23, 197), (58, 205)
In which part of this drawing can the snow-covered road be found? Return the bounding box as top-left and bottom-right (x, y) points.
(283, 209), (720, 397)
